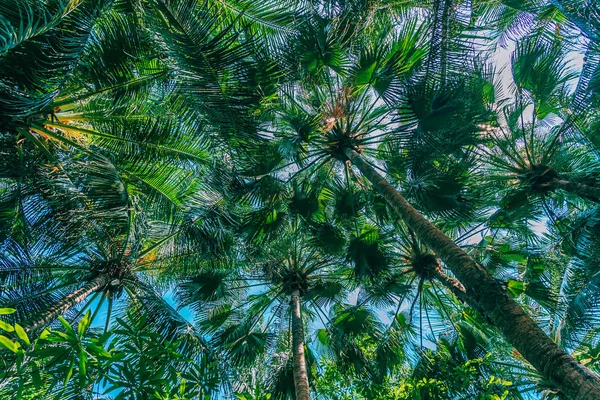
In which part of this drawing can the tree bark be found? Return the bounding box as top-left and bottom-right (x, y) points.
(552, 179), (600, 202)
(22, 274), (110, 335)
(290, 289), (311, 400)
(344, 147), (600, 400)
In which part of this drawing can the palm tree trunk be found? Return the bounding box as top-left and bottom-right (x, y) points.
(22, 274), (110, 335)
(344, 147), (600, 400)
(552, 179), (600, 202)
(290, 289), (311, 400)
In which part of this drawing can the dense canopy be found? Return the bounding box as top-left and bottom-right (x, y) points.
(2, 0), (600, 399)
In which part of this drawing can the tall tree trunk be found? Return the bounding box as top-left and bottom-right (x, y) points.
(344, 147), (600, 400)
(552, 179), (600, 202)
(290, 289), (311, 400)
(22, 274), (110, 335)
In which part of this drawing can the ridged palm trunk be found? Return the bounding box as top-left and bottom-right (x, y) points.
(22, 274), (110, 335)
(290, 289), (311, 400)
(552, 179), (600, 202)
(344, 147), (600, 400)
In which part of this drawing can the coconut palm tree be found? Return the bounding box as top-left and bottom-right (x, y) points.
(0, 0), (258, 333)
(2, 213), (158, 335)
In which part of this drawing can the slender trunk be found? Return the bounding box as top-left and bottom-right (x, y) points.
(345, 147), (600, 400)
(22, 274), (110, 335)
(552, 179), (600, 202)
(290, 289), (311, 400)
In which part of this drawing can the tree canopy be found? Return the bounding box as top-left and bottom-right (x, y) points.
(2, 0), (600, 399)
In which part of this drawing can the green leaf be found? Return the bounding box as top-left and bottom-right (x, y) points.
(39, 328), (51, 339)
(265, 210), (278, 224)
(507, 279), (525, 296)
(32, 368), (42, 389)
(395, 313), (410, 328)
(13, 341), (22, 355)
(355, 61), (377, 86)
(14, 324), (30, 346)
(65, 359), (75, 384)
(57, 316), (75, 337)
(17, 128), (57, 162)
(0, 319), (14, 332)
(532, 264), (546, 271)
(88, 343), (111, 358)
(79, 348), (87, 386)
(78, 311), (91, 338)
(317, 328), (330, 345)
(483, 81), (495, 104)
(0, 308), (16, 315)
(0, 335), (16, 352)
(501, 252), (527, 264)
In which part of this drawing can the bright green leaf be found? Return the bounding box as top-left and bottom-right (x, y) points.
(14, 324), (30, 346)
(78, 311), (91, 338)
(0, 319), (14, 332)
(57, 316), (75, 336)
(0, 335), (16, 352)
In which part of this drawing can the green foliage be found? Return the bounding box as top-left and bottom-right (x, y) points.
(314, 351), (514, 400)
(2, 0), (600, 399)
(0, 310), (220, 399)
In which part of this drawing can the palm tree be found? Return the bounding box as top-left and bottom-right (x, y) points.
(173, 158), (394, 399)
(0, 138), (232, 337)
(0, 0), (253, 236)
(540, 207), (600, 372)
(2, 218), (148, 335)
(176, 233), (356, 400)
(224, 127), (514, 396)
(342, 117), (600, 400)
(0, 0), (256, 333)
(477, 37), (600, 216)
(235, 2), (600, 397)
(4, 0), (600, 398)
